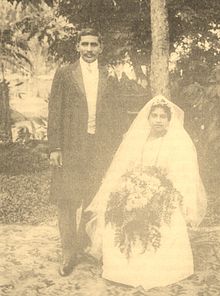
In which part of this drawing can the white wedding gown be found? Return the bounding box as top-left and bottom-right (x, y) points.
(101, 137), (194, 290)
(86, 96), (206, 291)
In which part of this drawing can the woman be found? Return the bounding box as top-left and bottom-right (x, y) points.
(86, 95), (207, 291)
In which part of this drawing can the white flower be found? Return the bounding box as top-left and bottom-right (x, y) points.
(158, 186), (166, 194)
(125, 179), (136, 192)
(142, 187), (153, 201)
(126, 193), (149, 211)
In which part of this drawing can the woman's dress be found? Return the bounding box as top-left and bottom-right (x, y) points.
(101, 136), (194, 290)
(86, 96), (206, 291)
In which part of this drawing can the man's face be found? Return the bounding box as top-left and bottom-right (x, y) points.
(148, 107), (170, 134)
(76, 35), (102, 63)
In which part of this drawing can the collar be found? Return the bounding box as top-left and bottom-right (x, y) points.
(80, 58), (98, 71)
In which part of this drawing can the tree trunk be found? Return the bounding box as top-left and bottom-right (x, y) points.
(150, 0), (170, 98)
(0, 64), (12, 143)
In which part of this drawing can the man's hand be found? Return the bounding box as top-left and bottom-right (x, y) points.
(50, 151), (63, 168)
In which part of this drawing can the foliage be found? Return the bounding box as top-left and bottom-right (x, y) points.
(0, 0), (73, 143)
(202, 195), (220, 227)
(173, 64), (220, 173)
(171, 64), (220, 227)
(8, 0), (53, 6)
(2, 1), (219, 80)
(0, 142), (55, 224)
(105, 165), (183, 258)
(20, 1), (75, 60)
(2, 0), (219, 78)
(0, 142), (49, 174)
(54, 1), (219, 73)
(51, 0), (150, 67)
(12, 117), (48, 143)
(0, 0), (33, 74)
(0, 0), (74, 75)
(0, 171), (56, 224)
(0, 0), (32, 143)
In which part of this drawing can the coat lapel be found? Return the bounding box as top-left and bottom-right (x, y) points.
(97, 66), (108, 113)
(69, 60), (108, 113)
(70, 61), (86, 100)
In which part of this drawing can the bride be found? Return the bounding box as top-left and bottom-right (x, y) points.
(86, 95), (207, 291)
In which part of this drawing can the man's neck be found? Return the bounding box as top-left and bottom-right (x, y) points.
(80, 57), (98, 68)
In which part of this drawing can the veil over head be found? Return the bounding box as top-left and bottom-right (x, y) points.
(86, 95), (207, 257)
(89, 96), (182, 205)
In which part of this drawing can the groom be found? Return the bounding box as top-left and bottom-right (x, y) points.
(48, 28), (127, 276)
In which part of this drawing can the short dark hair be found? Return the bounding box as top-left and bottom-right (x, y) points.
(148, 104), (172, 121)
(77, 28), (102, 44)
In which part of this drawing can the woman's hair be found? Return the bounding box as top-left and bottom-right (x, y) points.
(148, 103), (172, 121)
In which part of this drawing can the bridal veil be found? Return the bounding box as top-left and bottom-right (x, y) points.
(86, 95), (207, 258)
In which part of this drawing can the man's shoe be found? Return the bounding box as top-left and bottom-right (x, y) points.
(58, 258), (76, 277)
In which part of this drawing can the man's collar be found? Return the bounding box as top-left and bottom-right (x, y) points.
(80, 57), (98, 70)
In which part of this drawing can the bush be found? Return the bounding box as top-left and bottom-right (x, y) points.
(0, 142), (56, 224)
(0, 142), (49, 174)
(0, 171), (56, 224)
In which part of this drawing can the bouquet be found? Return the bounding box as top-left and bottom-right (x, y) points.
(105, 165), (183, 258)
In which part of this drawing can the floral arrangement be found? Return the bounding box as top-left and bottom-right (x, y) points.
(105, 165), (183, 258)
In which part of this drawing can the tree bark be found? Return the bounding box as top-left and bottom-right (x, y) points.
(150, 0), (170, 98)
(0, 64), (12, 143)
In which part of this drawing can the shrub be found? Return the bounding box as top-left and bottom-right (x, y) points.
(0, 142), (56, 224)
(0, 171), (56, 224)
(0, 142), (49, 174)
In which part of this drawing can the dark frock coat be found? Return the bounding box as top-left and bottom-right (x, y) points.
(48, 60), (127, 207)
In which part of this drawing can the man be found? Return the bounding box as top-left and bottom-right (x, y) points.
(48, 28), (127, 276)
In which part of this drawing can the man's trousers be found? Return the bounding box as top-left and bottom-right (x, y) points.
(57, 134), (105, 262)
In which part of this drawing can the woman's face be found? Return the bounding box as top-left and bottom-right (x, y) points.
(148, 107), (170, 134)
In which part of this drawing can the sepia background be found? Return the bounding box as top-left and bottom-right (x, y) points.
(0, 0), (220, 295)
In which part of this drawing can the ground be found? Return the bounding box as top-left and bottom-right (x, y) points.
(1, 221), (220, 296)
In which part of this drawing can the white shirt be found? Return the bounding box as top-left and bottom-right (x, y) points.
(80, 58), (99, 134)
